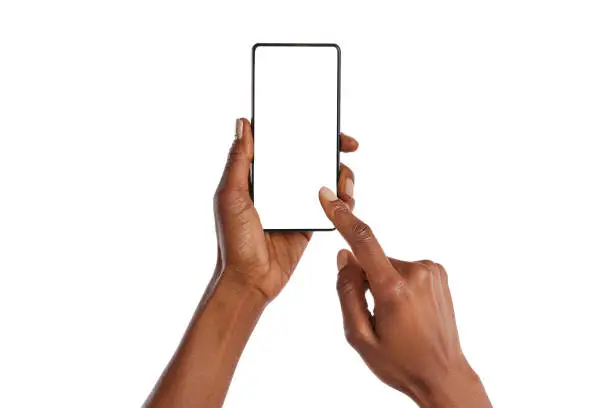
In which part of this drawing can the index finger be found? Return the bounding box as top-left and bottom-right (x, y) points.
(319, 187), (400, 294)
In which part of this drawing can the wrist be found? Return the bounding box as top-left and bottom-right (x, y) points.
(420, 358), (491, 408)
(205, 268), (269, 314)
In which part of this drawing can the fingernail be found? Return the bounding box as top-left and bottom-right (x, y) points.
(235, 118), (243, 140)
(319, 186), (338, 202)
(337, 250), (349, 270)
(345, 178), (354, 198)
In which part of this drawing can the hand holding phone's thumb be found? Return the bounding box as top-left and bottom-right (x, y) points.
(217, 118), (254, 194)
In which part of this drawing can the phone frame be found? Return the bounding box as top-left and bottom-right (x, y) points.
(250, 42), (341, 232)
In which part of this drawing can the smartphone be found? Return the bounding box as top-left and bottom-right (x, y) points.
(251, 43), (340, 231)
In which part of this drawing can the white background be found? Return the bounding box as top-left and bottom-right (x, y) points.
(254, 45), (337, 230)
(1, 1), (611, 407)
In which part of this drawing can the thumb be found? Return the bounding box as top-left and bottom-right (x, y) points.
(217, 118), (254, 195)
(336, 249), (378, 352)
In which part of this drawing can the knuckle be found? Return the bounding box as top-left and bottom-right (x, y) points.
(215, 188), (252, 212)
(351, 221), (373, 243)
(420, 259), (435, 269)
(412, 265), (433, 285)
(422, 260), (440, 276)
(331, 201), (351, 218)
(214, 186), (232, 205)
(336, 275), (355, 296)
(391, 279), (409, 297)
(227, 142), (244, 162)
(377, 278), (409, 303)
(344, 327), (367, 348)
(419, 260), (444, 278)
(231, 194), (253, 212)
(437, 263), (448, 282)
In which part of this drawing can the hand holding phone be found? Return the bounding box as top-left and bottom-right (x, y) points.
(214, 118), (358, 301)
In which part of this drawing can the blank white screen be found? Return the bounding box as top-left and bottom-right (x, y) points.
(253, 45), (339, 230)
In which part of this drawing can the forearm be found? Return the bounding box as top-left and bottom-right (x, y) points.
(144, 268), (266, 408)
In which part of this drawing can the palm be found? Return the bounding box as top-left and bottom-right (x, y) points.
(265, 231), (312, 288)
(222, 204), (311, 299)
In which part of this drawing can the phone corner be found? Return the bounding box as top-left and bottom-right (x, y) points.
(252, 43), (264, 54)
(330, 43), (341, 55)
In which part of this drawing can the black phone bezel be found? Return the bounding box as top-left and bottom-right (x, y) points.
(251, 42), (341, 232)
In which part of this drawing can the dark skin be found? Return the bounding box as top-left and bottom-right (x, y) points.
(144, 118), (491, 408)
(212, 118), (358, 300)
(319, 191), (492, 408)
